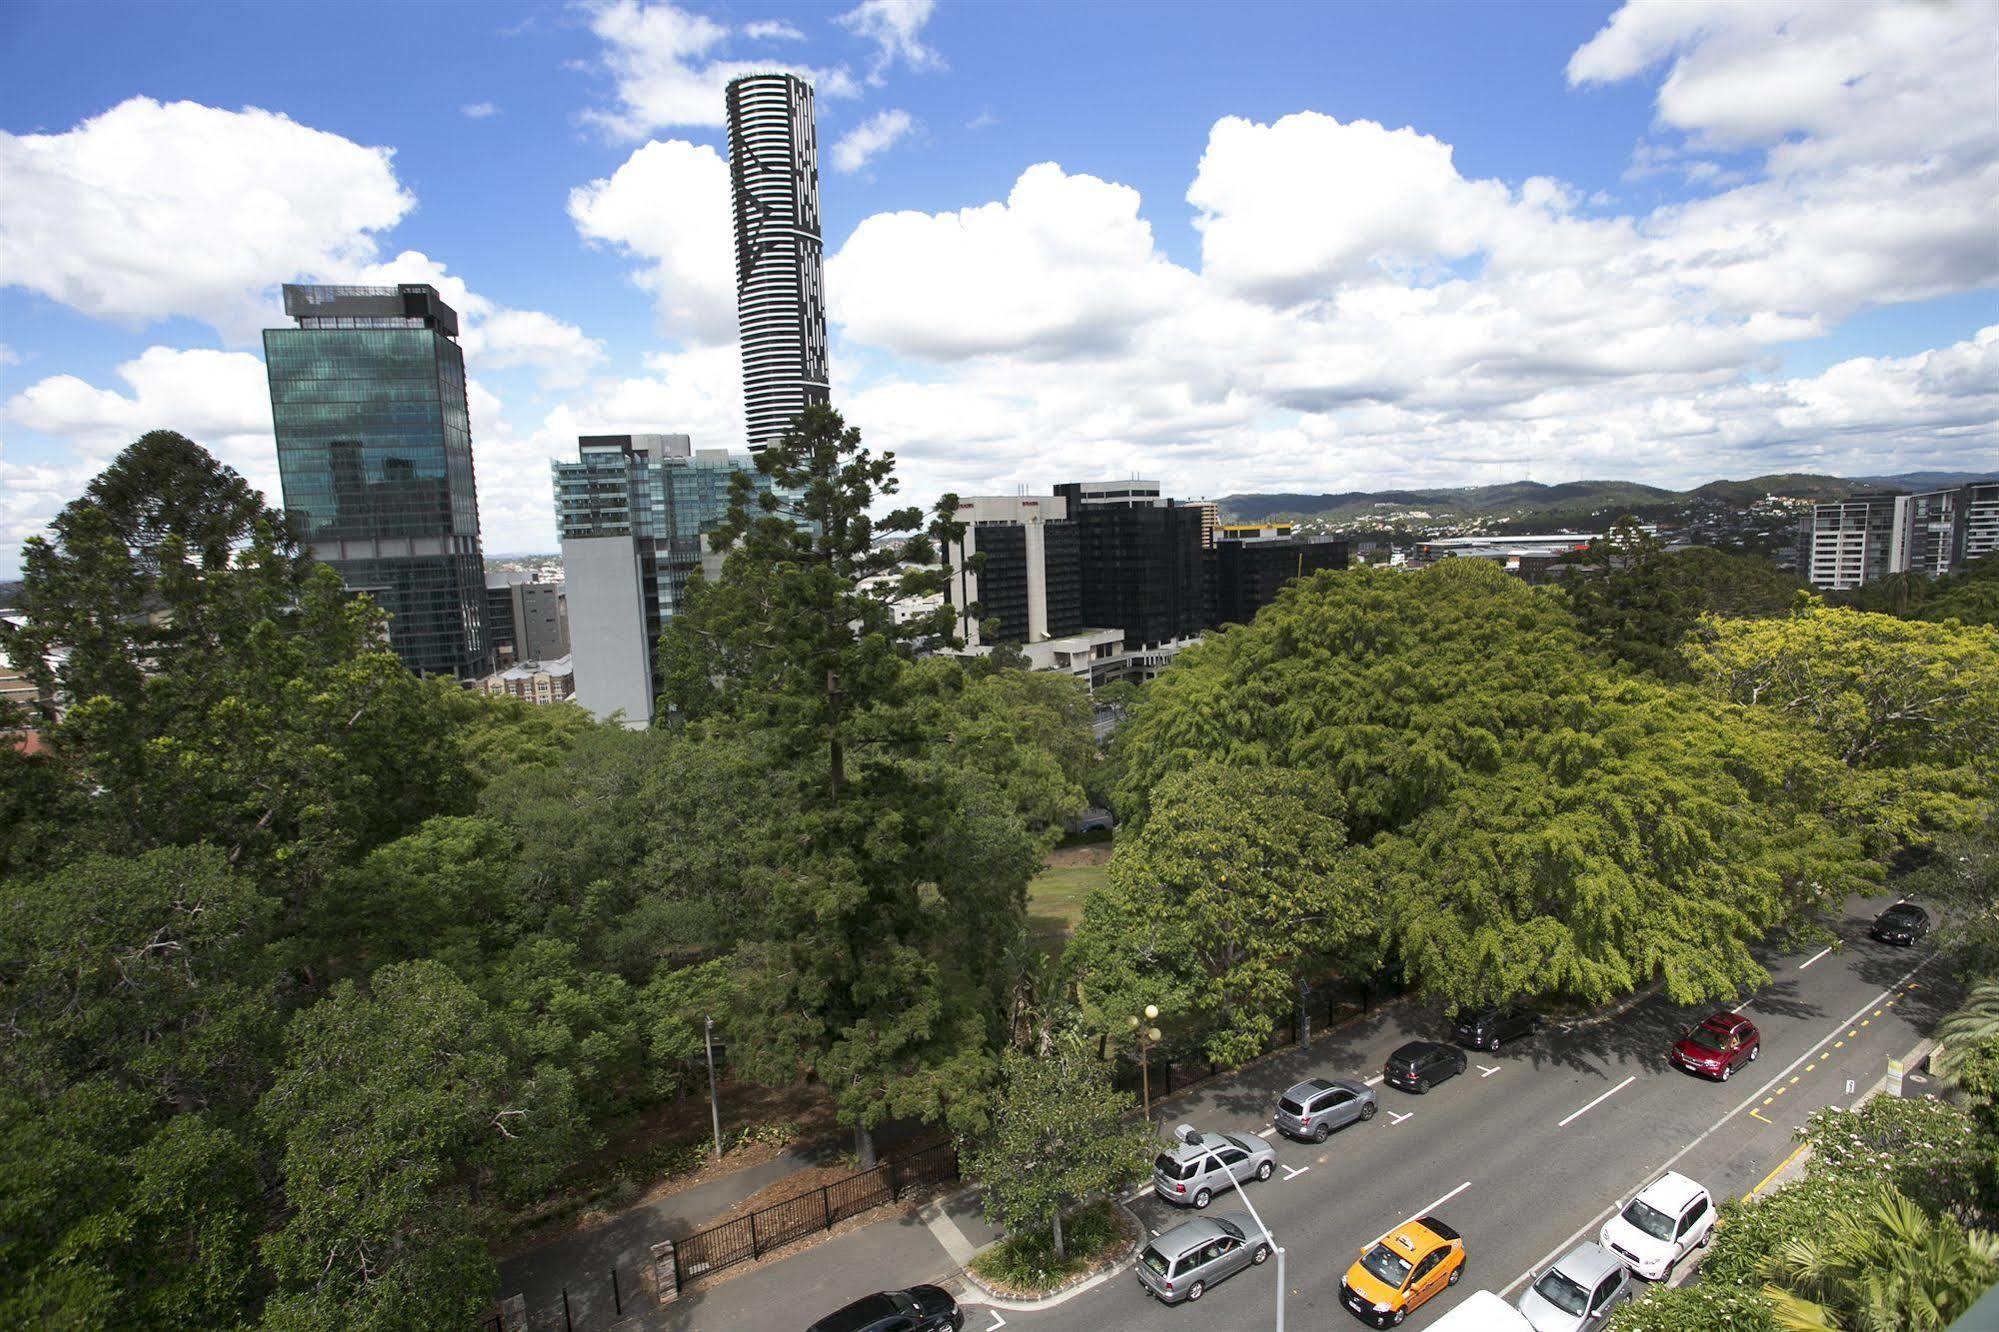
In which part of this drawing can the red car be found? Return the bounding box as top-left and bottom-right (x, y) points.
(1669, 1011), (1760, 1081)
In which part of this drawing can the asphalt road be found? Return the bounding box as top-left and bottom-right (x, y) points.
(957, 892), (1951, 1332)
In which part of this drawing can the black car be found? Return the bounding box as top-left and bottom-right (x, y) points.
(1452, 1005), (1538, 1051)
(1383, 1040), (1469, 1094)
(807, 1285), (962, 1332)
(1870, 902), (1931, 946)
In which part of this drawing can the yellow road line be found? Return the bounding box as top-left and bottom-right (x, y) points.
(1834, 1040), (1844, 1049)
(1806, 1064), (1816, 1073)
(1750, 1140), (1809, 1196)
(1749, 1109), (1775, 1126)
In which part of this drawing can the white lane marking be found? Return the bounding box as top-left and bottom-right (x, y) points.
(1387, 1110), (1413, 1124)
(1799, 947), (1832, 970)
(1282, 1164), (1310, 1180)
(985, 1314), (1007, 1331)
(1364, 1074), (1384, 1086)
(1257, 1127), (1277, 1137)
(1500, 950), (1934, 1299)
(1558, 1075), (1636, 1128)
(1479, 1064), (1501, 1077)
(1372, 1181), (1473, 1245)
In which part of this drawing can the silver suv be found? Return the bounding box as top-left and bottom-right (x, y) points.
(1151, 1131), (1275, 1208)
(1134, 1213), (1270, 1304)
(1274, 1076), (1377, 1142)
(1519, 1241), (1630, 1331)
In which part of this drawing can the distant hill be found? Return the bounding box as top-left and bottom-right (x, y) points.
(1852, 471), (1994, 490)
(1219, 473), (1916, 527)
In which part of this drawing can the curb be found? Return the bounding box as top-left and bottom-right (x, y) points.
(957, 1199), (1147, 1312)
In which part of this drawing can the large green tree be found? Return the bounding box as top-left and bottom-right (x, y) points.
(1070, 764), (1373, 1064)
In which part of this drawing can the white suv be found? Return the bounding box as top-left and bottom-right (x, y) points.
(1598, 1172), (1714, 1280)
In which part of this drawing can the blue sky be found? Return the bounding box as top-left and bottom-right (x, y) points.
(2, 0), (1994, 571)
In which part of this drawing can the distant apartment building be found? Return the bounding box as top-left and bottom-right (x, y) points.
(1186, 500), (1219, 548)
(1408, 533), (1599, 571)
(483, 655), (575, 706)
(485, 575), (569, 667)
(726, 73), (830, 452)
(263, 284), (492, 678)
(552, 434), (772, 727)
(942, 494), (1083, 648)
(1212, 532), (1349, 625)
(1055, 480), (1213, 649)
(1799, 482), (1998, 589)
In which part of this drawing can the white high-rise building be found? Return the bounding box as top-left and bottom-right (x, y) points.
(725, 73), (830, 452)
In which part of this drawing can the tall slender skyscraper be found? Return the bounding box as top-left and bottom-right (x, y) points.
(725, 73), (830, 451)
(263, 283), (492, 678)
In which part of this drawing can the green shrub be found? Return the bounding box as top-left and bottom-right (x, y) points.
(969, 1200), (1130, 1293)
(730, 1121), (799, 1152)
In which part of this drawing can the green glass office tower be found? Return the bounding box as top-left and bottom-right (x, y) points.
(263, 284), (492, 678)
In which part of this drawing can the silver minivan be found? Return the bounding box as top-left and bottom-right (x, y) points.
(1273, 1076), (1377, 1142)
(1135, 1213), (1270, 1304)
(1151, 1131), (1275, 1208)
(1519, 1241), (1632, 1331)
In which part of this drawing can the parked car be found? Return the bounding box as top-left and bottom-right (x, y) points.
(1340, 1215), (1465, 1327)
(807, 1285), (962, 1332)
(1599, 1173), (1714, 1281)
(1383, 1040), (1469, 1094)
(1135, 1212), (1270, 1305)
(1274, 1076), (1377, 1142)
(1518, 1241), (1632, 1331)
(1453, 1005), (1538, 1051)
(1870, 901), (1931, 946)
(1152, 1130), (1276, 1208)
(1667, 1011), (1760, 1082)
(1434, 1291), (1534, 1330)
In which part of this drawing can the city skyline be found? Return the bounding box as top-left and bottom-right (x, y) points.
(4, 0), (1998, 578)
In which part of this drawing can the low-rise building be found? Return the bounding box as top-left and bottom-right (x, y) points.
(483, 655), (575, 706)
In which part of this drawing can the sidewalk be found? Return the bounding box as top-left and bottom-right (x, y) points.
(498, 1121), (927, 1329)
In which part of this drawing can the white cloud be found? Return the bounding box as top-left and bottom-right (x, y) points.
(835, 0), (944, 83)
(461, 101), (502, 119)
(832, 108), (915, 173)
(581, 0), (857, 137)
(0, 97), (412, 339)
(4, 346), (280, 510)
(0, 344), (19, 367)
(744, 19), (804, 41)
(568, 140), (737, 344)
(966, 109), (998, 131)
(341, 251), (607, 388)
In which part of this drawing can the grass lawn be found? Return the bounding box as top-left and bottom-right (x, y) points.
(1027, 833), (1113, 950)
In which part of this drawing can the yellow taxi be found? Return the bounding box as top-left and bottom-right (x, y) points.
(1339, 1214), (1466, 1326)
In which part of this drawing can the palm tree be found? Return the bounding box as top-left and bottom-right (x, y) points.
(1758, 1183), (1999, 1331)
(1932, 978), (1999, 1082)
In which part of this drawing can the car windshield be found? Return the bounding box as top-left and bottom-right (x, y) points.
(1886, 907), (1922, 925)
(1688, 1026), (1730, 1052)
(1622, 1198), (1677, 1241)
(1154, 1155), (1191, 1180)
(1360, 1244), (1413, 1288)
(1533, 1269), (1591, 1316)
(1278, 1096), (1305, 1115)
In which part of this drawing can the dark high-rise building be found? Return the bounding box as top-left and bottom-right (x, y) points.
(485, 576), (569, 666)
(942, 495), (1083, 647)
(1055, 481), (1212, 647)
(726, 73), (830, 451)
(263, 284), (491, 678)
(1212, 534), (1349, 625)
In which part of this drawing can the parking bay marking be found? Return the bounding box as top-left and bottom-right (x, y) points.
(1282, 1164), (1310, 1180)
(1387, 1109), (1413, 1125)
(1364, 1074), (1385, 1086)
(984, 1314), (1007, 1332)
(1371, 1181), (1473, 1246)
(1257, 1127), (1277, 1137)
(1500, 949), (1934, 1300)
(1558, 1075), (1636, 1128)
(1479, 1064), (1501, 1077)
(1799, 946), (1832, 970)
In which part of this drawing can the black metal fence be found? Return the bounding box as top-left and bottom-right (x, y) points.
(673, 1140), (959, 1287)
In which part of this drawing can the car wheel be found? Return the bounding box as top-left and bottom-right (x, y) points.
(1488, 1035), (1502, 1051)
(1187, 1281), (1204, 1302)
(1360, 1101), (1377, 1121)
(1253, 1244), (1270, 1265)
(1256, 1160), (1273, 1181)
(1721, 1063), (1732, 1082)
(1699, 1228), (1712, 1249)
(1419, 1078), (1431, 1093)
(1314, 1122), (1332, 1142)
(1449, 1263), (1462, 1286)
(1194, 1188), (1211, 1209)
(1749, 1043), (1760, 1061)
(1392, 1310), (1406, 1326)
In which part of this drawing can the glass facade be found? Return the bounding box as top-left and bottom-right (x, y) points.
(264, 288), (491, 679)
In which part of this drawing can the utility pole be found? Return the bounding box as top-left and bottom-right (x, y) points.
(1175, 1125), (1285, 1332)
(705, 1016), (723, 1162)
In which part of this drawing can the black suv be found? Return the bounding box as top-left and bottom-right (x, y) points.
(1384, 1040), (1469, 1094)
(808, 1286), (962, 1332)
(1452, 1005), (1538, 1051)
(1870, 902), (1931, 946)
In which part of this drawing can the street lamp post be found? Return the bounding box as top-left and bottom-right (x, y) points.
(1174, 1124), (1285, 1332)
(704, 1016), (723, 1162)
(1127, 1005), (1161, 1122)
